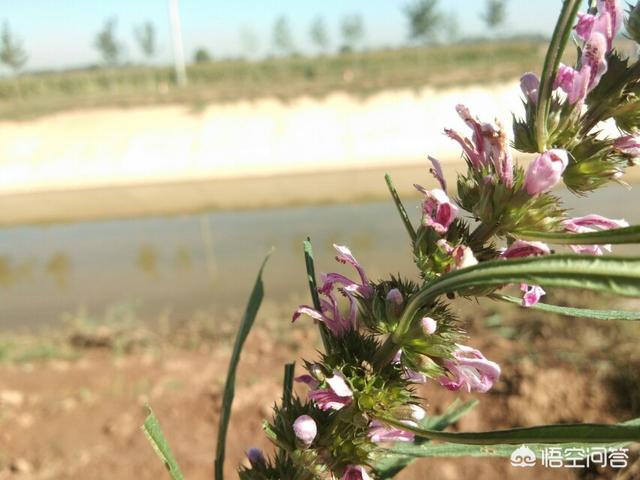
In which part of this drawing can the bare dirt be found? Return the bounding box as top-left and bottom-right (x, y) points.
(1, 294), (639, 480)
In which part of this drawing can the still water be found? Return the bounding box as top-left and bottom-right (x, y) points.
(1, 185), (639, 331)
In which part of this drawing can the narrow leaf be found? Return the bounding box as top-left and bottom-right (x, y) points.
(494, 294), (640, 320)
(304, 238), (331, 351)
(385, 173), (417, 242)
(381, 417), (640, 459)
(517, 225), (640, 245)
(378, 417), (640, 445)
(398, 255), (640, 337)
(374, 400), (478, 478)
(142, 407), (185, 480)
(214, 253), (271, 480)
(282, 362), (295, 408)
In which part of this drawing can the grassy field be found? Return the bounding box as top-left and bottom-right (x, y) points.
(0, 40), (550, 120)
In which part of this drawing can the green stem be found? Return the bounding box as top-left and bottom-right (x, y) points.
(385, 173), (417, 243)
(535, 0), (582, 151)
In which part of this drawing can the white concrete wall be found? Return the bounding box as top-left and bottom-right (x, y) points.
(0, 82), (527, 193)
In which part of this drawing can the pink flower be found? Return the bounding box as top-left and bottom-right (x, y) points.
(293, 415), (317, 447)
(575, 12), (597, 41)
(308, 371), (353, 411)
(524, 149), (569, 194)
(342, 465), (372, 480)
(563, 214), (629, 255)
(393, 349), (427, 384)
(439, 344), (501, 393)
(428, 155), (447, 191)
(520, 283), (546, 307)
(596, 0), (623, 48)
(421, 317), (437, 335)
(368, 420), (415, 443)
(331, 244), (372, 297)
(451, 245), (478, 270)
(614, 135), (640, 160)
(501, 240), (551, 259)
(520, 72), (540, 104)
(416, 187), (459, 234)
(445, 105), (513, 186)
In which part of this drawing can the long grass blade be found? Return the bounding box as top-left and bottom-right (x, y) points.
(142, 407), (185, 480)
(214, 253), (271, 480)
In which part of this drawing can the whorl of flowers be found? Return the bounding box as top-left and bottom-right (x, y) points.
(240, 2), (639, 479)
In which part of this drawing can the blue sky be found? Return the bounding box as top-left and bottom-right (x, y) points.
(4, 0), (565, 71)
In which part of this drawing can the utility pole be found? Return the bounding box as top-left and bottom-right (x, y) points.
(168, 0), (187, 86)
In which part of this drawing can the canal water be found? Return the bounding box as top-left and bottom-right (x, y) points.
(0, 185), (638, 331)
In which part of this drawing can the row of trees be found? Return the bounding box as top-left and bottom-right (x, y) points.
(1, 0), (509, 73)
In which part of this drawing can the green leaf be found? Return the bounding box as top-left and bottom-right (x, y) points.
(304, 238), (330, 351)
(396, 255), (640, 339)
(385, 173), (417, 242)
(494, 294), (640, 320)
(214, 253), (271, 480)
(374, 400), (478, 479)
(282, 362), (295, 408)
(377, 417), (640, 445)
(142, 407), (185, 480)
(380, 417), (640, 459)
(517, 225), (640, 245)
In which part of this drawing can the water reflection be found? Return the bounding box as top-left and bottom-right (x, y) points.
(45, 252), (72, 289)
(0, 185), (638, 330)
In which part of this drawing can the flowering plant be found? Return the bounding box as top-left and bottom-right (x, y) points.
(143, 1), (640, 479)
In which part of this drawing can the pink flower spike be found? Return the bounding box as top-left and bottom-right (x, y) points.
(342, 465), (372, 480)
(293, 415), (317, 447)
(421, 316), (437, 335)
(520, 72), (540, 104)
(524, 149), (569, 195)
(438, 344), (501, 393)
(575, 12), (596, 41)
(421, 188), (459, 234)
(428, 155), (447, 191)
(501, 240), (551, 259)
(368, 420), (415, 443)
(520, 283), (546, 307)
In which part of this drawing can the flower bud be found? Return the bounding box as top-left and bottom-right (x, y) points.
(385, 288), (403, 305)
(420, 316), (437, 335)
(293, 415), (317, 447)
(520, 72), (539, 104)
(246, 448), (266, 469)
(391, 404), (427, 422)
(342, 465), (372, 480)
(524, 149), (569, 195)
(626, 1), (640, 44)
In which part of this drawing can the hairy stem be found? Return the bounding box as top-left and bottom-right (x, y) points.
(535, 0), (582, 151)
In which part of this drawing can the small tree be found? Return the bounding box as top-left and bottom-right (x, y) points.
(134, 21), (156, 62)
(404, 0), (442, 44)
(94, 17), (122, 66)
(310, 15), (330, 54)
(340, 14), (365, 52)
(272, 16), (295, 56)
(193, 47), (212, 64)
(482, 0), (508, 32)
(0, 22), (27, 75)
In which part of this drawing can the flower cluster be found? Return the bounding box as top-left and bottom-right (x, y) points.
(239, 2), (638, 479)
